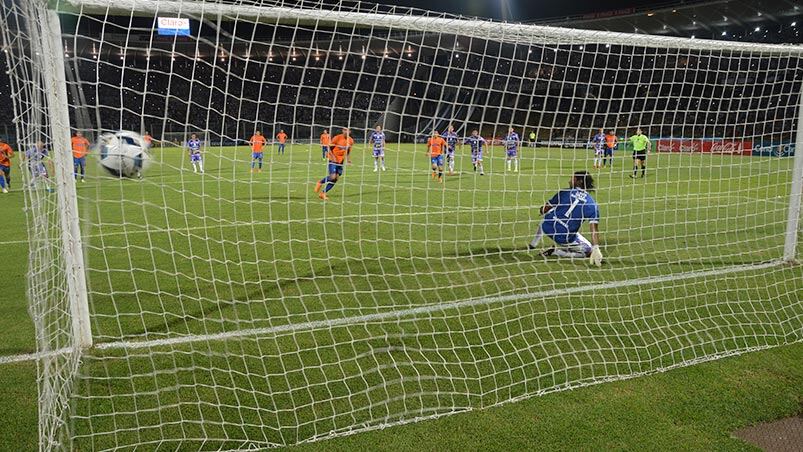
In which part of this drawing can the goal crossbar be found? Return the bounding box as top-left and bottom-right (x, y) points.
(61, 0), (803, 55)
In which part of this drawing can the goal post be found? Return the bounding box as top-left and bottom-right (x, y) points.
(40, 8), (93, 349)
(2, 0), (803, 449)
(784, 84), (803, 262)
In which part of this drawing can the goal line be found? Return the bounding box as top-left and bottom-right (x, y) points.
(92, 259), (785, 351)
(2, 259), (782, 366)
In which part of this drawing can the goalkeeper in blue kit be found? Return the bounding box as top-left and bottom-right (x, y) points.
(529, 171), (603, 266)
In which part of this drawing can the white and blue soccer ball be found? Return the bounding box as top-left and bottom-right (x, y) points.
(96, 131), (151, 178)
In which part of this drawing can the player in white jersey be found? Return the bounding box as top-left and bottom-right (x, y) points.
(370, 125), (386, 172)
(25, 140), (53, 192)
(591, 128), (606, 169)
(442, 124), (459, 175)
(187, 133), (204, 173)
(464, 130), (485, 175)
(504, 127), (520, 172)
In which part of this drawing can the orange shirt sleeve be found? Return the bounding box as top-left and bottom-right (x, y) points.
(0, 144), (13, 166)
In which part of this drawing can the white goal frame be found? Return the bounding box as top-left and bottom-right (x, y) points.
(47, 0), (803, 352)
(4, 0), (803, 449)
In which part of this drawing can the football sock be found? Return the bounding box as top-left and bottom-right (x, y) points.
(529, 226), (543, 248)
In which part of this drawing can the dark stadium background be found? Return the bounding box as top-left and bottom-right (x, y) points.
(0, 0), (799, 143)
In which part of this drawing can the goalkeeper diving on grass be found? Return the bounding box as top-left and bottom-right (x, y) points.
(528, 170), (603, 266)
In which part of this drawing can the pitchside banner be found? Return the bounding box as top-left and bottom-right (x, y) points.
(655, 139), (753, 156)
(752, 143), (796, 158)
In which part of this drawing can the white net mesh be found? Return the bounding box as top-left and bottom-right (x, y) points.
(2, 0), (803, 449)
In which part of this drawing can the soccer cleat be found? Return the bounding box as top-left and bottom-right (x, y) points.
(373, 167), (377, 172)
(314, 180), (323, 193)
(480, 172), (485, 176)
(382, 166), (386, 171)
(1, 188), (7, 193)
(514, 168), (518, 173)
(629, 174), (637, 178)
(318, 192), (329, 201)
(251, 168), (256, 173)
(81, 179), (85, 183)
(539, 247), (555, 257)
(438, 177), (443, 183)
(258, 169), (262, 173)
(432, 172), (437, 180)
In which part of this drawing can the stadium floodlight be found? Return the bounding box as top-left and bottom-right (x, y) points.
(1, 0), (802, 450)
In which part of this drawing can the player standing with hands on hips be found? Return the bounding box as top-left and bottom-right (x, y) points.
(529, 170), (603, 266)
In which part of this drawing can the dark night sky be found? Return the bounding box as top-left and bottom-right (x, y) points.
(379, 0), (665, 21)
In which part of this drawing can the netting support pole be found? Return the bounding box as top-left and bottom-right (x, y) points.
(784, 84), (803, 263)
(40, 9), (93, 348)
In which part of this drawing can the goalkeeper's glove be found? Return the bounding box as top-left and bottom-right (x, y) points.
(589, 245), (603, 267)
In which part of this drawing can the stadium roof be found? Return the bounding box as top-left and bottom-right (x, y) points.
(536, 0), (801, 43)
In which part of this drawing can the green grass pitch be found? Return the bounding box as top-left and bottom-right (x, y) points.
(0, 142), (801, 450)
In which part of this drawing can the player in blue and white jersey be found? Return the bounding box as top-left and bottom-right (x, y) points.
(529, 170), (603, 265)
(370, 125), (386, 172)
(592, 128), (606, 169)
(464, 129), (485, 175)
(504, 127), (520, 172)
(187, 133), (204, 173)
(25, 140), (52, 192)
(442, 124), (459, 175)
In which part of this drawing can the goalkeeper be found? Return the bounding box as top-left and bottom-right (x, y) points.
(528, 170), (603, 266)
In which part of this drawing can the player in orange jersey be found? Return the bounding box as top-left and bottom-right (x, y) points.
(604, 130), (617, 168)
(276, 130), (288, 156)
(71, 131), (90, 182)
(319, 129), (330, 160)
(143, 131), (153, 148)
(0, 139), (14, 193)
(427, 130), (447, 182)
(314, 127), (354, 200)
(249, 131), (267, 172)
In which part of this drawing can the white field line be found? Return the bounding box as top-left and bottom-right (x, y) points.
(0, 259), (786, 364)
(0, 193), (786, 247)
(0, 348), (74, 365)
(0, 204), (520, 245)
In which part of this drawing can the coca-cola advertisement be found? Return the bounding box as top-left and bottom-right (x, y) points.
(703, 140), (753, 156)
(656, 139), (704, 153)
(656, 139), (752, 156)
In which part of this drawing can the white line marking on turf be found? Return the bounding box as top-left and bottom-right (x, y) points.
(2, 260), (782, 363)
(0, 348), (74, 365)
(0, 193), (785, 247)
(0, 205), (523, 245)
(82, 259), (782, 352)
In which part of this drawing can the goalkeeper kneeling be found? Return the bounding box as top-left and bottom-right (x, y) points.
(528, 170), (603, 267)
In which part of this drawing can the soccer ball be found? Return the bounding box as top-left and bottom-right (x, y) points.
(96, 131), (151, 178)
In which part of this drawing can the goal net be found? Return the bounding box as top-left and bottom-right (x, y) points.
(2, 0), (803, 449)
